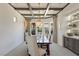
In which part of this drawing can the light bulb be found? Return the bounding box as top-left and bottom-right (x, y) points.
(13, 17), (17, 22)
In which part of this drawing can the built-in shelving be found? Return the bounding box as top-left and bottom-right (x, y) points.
(66, 12), (79, 36)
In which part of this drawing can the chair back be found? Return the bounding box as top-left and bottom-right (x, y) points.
(26, 35), (39, 56)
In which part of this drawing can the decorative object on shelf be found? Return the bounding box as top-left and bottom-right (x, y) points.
(66, 12), (79, 36)
(68, 23), (77, 27)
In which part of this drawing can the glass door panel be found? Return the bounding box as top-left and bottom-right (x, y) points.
(30, 22), (36, 36)
(43, 23), (50, 42)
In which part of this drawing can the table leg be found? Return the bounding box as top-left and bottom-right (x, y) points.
(40, 44), (42, 48)
(47, 44), (50, 55)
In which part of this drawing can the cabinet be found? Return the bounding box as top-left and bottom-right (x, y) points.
(63, 36), (79, 55)
(64, 37), (69, 48)
(74, 39), (79, 55)
(68, 38), (74, 50)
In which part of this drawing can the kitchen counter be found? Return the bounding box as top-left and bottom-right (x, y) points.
(64, 35), (79, 40)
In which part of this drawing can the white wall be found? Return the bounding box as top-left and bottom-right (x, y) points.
(0, 4), (25, 55)
(57, 3), (79, 46)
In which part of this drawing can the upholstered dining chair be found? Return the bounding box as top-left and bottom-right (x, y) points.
(25, 33), (46, 56)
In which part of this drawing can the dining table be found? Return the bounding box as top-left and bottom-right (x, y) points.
(37, 35), (51, 55)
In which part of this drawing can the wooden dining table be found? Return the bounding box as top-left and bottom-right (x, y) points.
(37, 35), (51, 55)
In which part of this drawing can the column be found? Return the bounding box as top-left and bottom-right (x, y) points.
(53, 15), (58, 43)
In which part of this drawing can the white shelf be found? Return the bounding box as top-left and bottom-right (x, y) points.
(68, 19), (79, 24)
(66, 12), (79, 35)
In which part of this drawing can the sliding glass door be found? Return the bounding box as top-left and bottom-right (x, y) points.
(30, 21), (53, 42)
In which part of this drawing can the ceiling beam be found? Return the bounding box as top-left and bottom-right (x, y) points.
(24, 16), (51, 19)
(44, 3), (50, 17)
(27, 3), (33, 16)
(8, 3), (24, 17)
(9, 3), (15, 8)
(15, 8), (63, 10)
(21, 14), (56, 16)
(57, 3), (70, 15)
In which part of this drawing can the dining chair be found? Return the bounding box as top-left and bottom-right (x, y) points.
(25, 33), (46, 56)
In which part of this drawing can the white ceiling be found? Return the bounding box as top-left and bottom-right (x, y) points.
(10, 3), (68, 18)
(30, 3), (47, 8)
(18, 10), (45, 14)
(18, 10), (30, 14)
(33, 10), (45, 14)
(11, 3), (28, 8)
(48, 10), (59, 14)
(50, 3), (67, 8)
